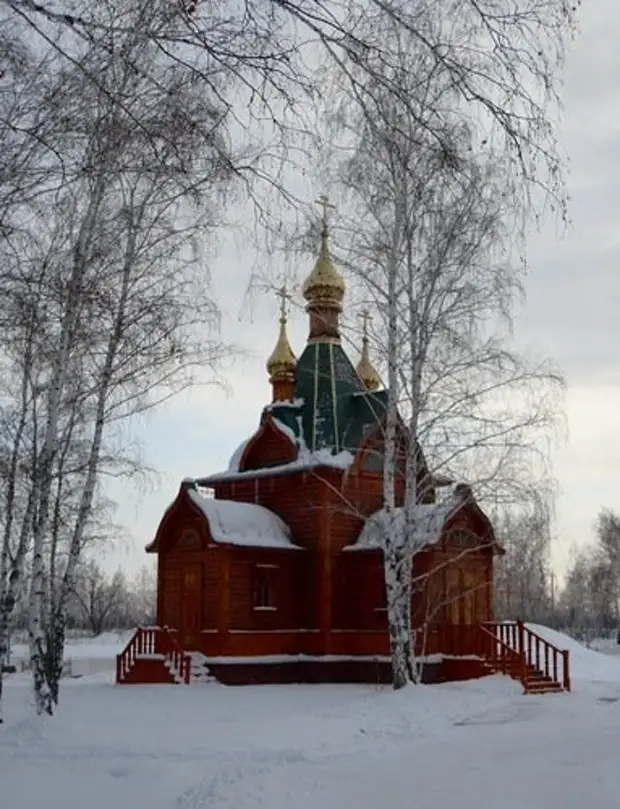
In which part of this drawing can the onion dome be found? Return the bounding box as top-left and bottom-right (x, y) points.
(301, 195), (345, 311)
(266, 285), (296, 383)
(355, 310), (381, 391)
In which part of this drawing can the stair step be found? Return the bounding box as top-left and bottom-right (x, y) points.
(187, 651), (216, 684)
(525, 684), (563, 694)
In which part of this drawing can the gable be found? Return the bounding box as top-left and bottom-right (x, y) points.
(239, 415), (297, 472)
(147, 480), (303, 553)
(187, 489), (301, 550)
(345, 485), (500, 554)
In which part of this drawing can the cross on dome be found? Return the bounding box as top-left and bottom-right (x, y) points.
(359, 309), (372, 340)
(277, 283), (292, 322)
(314, 194), (336, 236)
(355, 308), (381, 391)
(266, 283), (297, 392)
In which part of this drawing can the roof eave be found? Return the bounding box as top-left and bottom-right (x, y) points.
(197, 460), (346, 487)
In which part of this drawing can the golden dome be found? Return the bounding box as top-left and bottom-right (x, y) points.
(302, 195), (345, 309)
(266, 285), (296, 382)
(356, 311), (381, 391)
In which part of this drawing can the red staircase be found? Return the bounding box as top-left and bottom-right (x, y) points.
(477, 621), (570, 694)
(116, 627), (191, 685)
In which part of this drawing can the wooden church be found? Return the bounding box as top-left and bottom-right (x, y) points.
(117, 201), (570, 693)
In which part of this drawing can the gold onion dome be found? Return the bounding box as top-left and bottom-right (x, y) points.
(302, 195), (346, 309)
(356, 310), (381, 391)
(266, 285), (297, 382)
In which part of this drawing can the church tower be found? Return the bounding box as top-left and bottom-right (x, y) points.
(265, 285), (296, 403)
(355, 311), (381, 391)
(301, 195), (345, 342)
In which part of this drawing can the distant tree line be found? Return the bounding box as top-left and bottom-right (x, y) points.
(7, 561), (156, 637)
(494, 507), (620, 633)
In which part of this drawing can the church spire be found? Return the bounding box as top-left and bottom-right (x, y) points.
(266, 285), (296, 402)
(302, 195), (346, 342)
(356, 310), (381, 391)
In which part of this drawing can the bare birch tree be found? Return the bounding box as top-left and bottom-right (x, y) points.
(493, 502), (555, 623)
(559, 510), (620, 631)
(0, 1), (236, 717)
(316, 37), (564, 687)
(2, 0), (579, 209)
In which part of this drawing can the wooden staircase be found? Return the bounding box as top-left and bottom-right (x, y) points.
(477, 621), (570, 694)
(116, 627), (191, 685)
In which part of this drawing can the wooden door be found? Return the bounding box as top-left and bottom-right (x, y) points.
(446, 567), (460, 624)
(462, 569), (476, 626)
(180, 565), (202, 649)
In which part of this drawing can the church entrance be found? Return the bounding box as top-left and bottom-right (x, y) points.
(180, 564), (202, 649)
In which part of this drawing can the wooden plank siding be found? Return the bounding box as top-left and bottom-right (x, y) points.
(151, 466), (498, 672)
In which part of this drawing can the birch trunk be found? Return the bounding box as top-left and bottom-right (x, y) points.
(0, 492), (37, 723)
(403, 234), (425, 682)
(43, 212), (136, 703)
(1, 325), (37, 722)
(28, 173), (108, 716)
(382, 205), (415, 689)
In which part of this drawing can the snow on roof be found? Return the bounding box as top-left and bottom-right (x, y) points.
(346, 490), (467, 552)
(270, 416), (297, 444)
(200, 448), (355, 485)
(227, 439), (250, 473)
(187, 488), (301, 550)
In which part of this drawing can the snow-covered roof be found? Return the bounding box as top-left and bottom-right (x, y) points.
(200, 447), (355, 485)
(187, 489), (301, 550)
(227, 439), (251, 473)
(346, 491), (467, 552)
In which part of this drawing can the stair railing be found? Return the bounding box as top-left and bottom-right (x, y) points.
(481, 621), (570, 692)
(156, 627), (191, 684)
(477, 624), (527, 689)
(117, 627), (149, 682)
(116, 626), (191, 684)
(520, 622), (570, 692)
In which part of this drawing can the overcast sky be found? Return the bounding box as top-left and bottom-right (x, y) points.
(101, 4), (620, 582)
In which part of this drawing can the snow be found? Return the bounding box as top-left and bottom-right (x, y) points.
(270, 416), (298, 444)
(2, 626), (620, 809)
(187, 490), (301, 549)
(265, 397), (305, 411)
(227, 439), (250, 472)
(7, 631), (132, 678)
(348, 492), (465, 551)
(311, 447), (355, 468)
(201, 448), (355, 484)
(525, 624), (620, 686)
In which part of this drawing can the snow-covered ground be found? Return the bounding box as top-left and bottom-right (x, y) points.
(2, 628), (620, 809)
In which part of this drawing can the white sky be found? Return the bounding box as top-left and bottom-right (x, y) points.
(100, 3), (620, 583)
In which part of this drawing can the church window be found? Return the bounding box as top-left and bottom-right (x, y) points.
(449, 530), (475, 550)
(252, 564), (277, 611)
(179, 528), (201, 548)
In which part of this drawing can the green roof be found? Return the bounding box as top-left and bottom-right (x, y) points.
(266, 340), (388, 455)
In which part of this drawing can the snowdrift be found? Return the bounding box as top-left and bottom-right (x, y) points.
(526, 623), (620, 684)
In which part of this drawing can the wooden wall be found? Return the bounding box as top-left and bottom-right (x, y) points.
(226, 549), (305, 631)
(241, 421), (296, 470)
(153, 469), (496, 664)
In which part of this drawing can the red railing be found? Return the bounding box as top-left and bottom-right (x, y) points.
(116, 627), (191, 684)
(477, 624), (526, 684)
(481, 621), (570, 692)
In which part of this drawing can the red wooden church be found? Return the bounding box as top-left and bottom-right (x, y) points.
(117, 205), (570, 694)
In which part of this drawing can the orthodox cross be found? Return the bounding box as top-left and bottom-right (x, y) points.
(277, 283), (292, 321)
(359, 309), (372, 340)
(314, 194), (336, 234)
